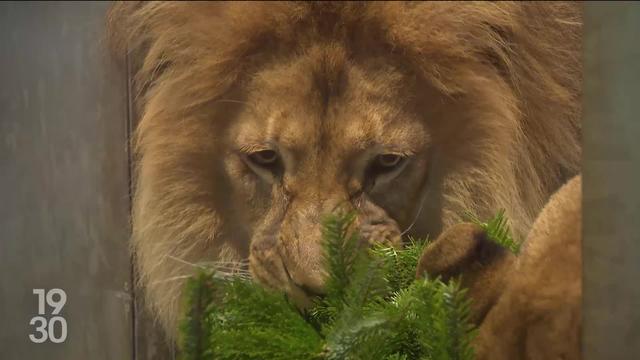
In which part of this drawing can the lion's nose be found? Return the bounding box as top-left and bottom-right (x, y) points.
(281, 250), (327, 298)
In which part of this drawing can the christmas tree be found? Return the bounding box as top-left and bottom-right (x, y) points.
(179, 210), (516, 359)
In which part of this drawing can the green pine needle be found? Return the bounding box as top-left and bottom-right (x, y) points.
(179, 272), (217, 360)
(178, 212), (478, 360)
(465, 209), (522, 255)
(372, 237), (429, 294)
(312, 211), (362, 324)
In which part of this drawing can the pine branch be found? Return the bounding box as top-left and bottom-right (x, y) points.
(403, 278), (476, 360)
(201, 279), (323, 360)
(312, 211), (361, 324)
(432, 281), (476, 360)
(372, 238), (429, 294)
(179, 272), (217, 360)
(179, 211), (479, 360)
(465, 209), (522, 254)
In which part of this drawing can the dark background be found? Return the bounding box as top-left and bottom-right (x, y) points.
(0, 2), (639, 359)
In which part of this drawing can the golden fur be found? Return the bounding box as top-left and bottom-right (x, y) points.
(419, 175), (582, 359)
(107, 1), (582, 341)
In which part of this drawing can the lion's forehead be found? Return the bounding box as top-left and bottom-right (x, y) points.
(233, 45), (428, 161)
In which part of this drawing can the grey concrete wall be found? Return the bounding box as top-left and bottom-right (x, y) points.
(583, 2), (640, 359)
(0, 2), (133, 359)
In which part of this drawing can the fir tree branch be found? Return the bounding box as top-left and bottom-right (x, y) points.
(465, 209), (522, 255)
(179, 211), (479, 360)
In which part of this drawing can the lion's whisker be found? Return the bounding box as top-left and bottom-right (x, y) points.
(152, 269), (253, 286)
(164, 255), (253, 280)
(199, 259), (250, 265)
(150, 275), (194, 285)
(399, 176), (430, 237)
(166, 255), (209, 269)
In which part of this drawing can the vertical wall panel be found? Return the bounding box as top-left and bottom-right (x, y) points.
(583, 2), (640, 359)
(0, 2), (133, 359)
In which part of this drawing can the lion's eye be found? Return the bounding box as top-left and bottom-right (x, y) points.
(247, 150), (279, 167)
(366, 153), (407, 186)
(376, 154), (403, 168)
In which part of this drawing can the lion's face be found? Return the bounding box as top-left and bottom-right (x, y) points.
(110, 1), (581, 337)
(224, 46), (431, 303)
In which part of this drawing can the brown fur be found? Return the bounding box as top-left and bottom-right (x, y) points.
(107, 2), (582, 340)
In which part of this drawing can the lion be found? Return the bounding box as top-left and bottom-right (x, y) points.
(107, 0), (582, 349)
